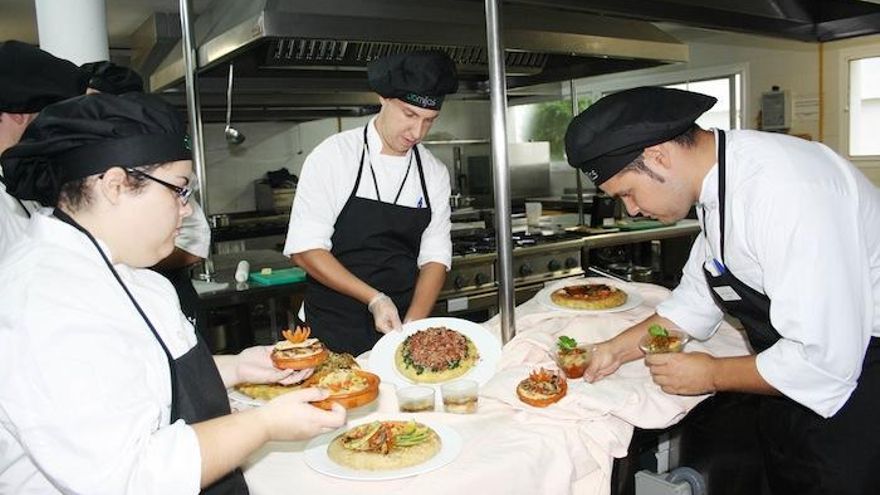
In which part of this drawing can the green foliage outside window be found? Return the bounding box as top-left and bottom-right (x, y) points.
(526, 97), (592, 160)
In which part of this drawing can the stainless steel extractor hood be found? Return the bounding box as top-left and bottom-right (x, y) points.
(142, 0), (688, 122)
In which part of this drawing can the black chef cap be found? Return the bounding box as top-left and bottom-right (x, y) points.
(367, 50), (458, 110)
(0, 40), (88, 114)
(80, 61), (145, 94)
(1, 92), (191, 206)
(565, 86), (717, 186)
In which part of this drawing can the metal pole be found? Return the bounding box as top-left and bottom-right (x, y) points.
(179, 0), (212, 280)
(485, 0), (515, 343)
(570, 80), (585, 226)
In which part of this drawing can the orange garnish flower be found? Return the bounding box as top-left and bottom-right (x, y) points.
(282, 325), (311, 344)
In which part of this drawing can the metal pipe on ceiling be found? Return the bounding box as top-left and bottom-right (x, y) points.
(179, 0), (208, 214)
(485, 0), (516, 344)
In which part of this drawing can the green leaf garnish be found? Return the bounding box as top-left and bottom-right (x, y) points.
(648, 324), (669, 337)
(557, 335), (578, 351)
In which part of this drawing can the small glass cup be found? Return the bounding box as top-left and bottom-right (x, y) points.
(638, 330), (691, 355)
(441, 380), (479, 414)
(396, 385), (435, 413)
(555, 344), (593, 379)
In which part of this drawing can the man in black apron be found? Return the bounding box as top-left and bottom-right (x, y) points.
(566, 86), (880, 494)
(286, 51), (458, 355)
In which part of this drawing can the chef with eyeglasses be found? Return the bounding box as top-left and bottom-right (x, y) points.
(284, 50), (457, 355)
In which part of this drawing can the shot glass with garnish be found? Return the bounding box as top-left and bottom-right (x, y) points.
(396, 386), (436, 413)
(555, 335), (593, 379)
(441, 379), (479, 414)
(639, 324), (690, 354)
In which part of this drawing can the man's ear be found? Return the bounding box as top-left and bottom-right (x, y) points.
(96, 167), (128, 205)
(643, 144), (671, 171)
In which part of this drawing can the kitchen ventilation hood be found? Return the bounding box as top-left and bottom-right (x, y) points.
(142, 0), (688, 122)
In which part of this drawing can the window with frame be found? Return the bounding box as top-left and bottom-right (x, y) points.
(848, 56), (880, 157)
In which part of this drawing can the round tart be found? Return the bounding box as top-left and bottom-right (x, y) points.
(550, 283), (627, 310)
(271, 325), (328, 370)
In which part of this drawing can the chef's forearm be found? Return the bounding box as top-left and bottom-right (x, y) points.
(405, 262), (446, 321)
(191, 409), (269, 488)
(710, 355), (780, 395)
(291, 249), (379, 304)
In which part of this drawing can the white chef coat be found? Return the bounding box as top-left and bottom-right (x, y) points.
(0, 167), (39, 260)
(0, 211), (201, 494)
(283, 117), (452, 269)
(657, 129), (880, 418)
(175, 199), (211, 259)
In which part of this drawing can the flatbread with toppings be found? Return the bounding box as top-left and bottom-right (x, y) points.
(327, 420), (441, 471)
(235, 352), (358, 401)
(271, 325), (328, 370)
(550, 283), (627, 310)
(394, 326), (479, 383)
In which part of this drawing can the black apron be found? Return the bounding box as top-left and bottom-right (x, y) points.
(55, 209), (247, 495)
(156, 264), (202, 330)
(304, 125), (432, 355)
(701, 130), (880, 495)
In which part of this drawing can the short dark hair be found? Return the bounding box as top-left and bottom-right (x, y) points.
(58, 163), (163, 211)
(618, 124), (703, 183)
(670, 124), (701, 148)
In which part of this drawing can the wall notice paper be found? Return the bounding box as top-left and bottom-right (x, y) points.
(793, 97), (820, 122)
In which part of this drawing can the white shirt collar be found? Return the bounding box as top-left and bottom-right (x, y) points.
(367, 116), (413, 162)
(30, 209), (116, 264)
(697, 128), (722, 209)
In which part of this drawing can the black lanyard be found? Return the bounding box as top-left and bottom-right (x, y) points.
(699, 129), (727, 269)
(363, 125), (413, 205)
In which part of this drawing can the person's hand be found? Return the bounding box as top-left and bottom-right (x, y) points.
(234, 345), (314, 386)
(368, 292), (402, 333)
(257, 388), (347, 441)
(645, 351), (717, 395)
(582, 341), (623, 383)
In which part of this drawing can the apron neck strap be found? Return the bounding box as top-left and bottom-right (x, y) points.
(717, 129), (727, 263)
(52, 208), (177, 373)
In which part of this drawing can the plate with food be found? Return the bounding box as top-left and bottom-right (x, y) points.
(367, 317), (502, 388)
(303, 417), (462, 481)
(535, 277), (643, 314)
(516, 367), (568, 408)
(229, 349), (379, 410)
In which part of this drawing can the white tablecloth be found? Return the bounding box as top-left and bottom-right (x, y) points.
(242, 281), (751, 495)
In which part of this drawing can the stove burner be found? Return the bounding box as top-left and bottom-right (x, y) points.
(452, 229), (582, 256)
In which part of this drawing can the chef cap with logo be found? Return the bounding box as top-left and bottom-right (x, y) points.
(565, 86), (717, 185)
(0, 40), (88, 114)
(1, 92), (191, 206)
(367, 50), (459, 110)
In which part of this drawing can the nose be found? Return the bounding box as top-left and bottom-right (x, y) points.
(621, 197), (640, 216)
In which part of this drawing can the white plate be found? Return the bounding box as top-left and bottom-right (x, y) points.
(303, 416), (462, 481)
(535, 277), (644, 314)
(367, 317), (502, 388)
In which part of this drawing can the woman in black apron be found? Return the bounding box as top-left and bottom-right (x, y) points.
(702, 130), (880, 495)
(304, 125), (432, 355)
(1, 92), (344, 494)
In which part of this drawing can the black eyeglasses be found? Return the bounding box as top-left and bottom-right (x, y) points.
(126, 168), (194, 204)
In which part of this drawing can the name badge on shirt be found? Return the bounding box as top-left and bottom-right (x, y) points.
(713, 286), (742, 302)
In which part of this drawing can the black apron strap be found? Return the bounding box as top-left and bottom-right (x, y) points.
(413, 145), (431, 211)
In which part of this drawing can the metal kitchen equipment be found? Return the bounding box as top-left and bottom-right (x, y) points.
(224, 63), (245, 145)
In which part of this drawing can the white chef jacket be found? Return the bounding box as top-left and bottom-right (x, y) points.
(0, 211), (201, 494)
(283, 117), (452, 269)
(656, 129), (880, 418)
(0, 167), (39, 260)
(175, 199), (211, 259)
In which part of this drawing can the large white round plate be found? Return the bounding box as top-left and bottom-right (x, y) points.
(303, 416), (462, 481)
(535, 277), (644, 314)
(367, 317), (502, 388)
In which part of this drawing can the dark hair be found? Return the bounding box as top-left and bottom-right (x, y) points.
(619, 124), (703, 183)
(57, 163), (163, 211)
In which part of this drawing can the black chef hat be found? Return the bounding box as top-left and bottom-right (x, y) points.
(80, 61), (145, 94)
(565, 86), (717, 186)
(0, 40), (88, 114)
(1, 92), (191, 206)
(367, 50), (458, 110)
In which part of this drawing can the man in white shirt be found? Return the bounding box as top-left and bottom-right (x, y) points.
(567, 86), (880, 494)
(284, 51), (455, 355)
(0, 40), (86, 258)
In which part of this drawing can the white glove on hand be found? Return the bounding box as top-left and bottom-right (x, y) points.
(368, 292), (402, 333)
(258, 388), (347, 441)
